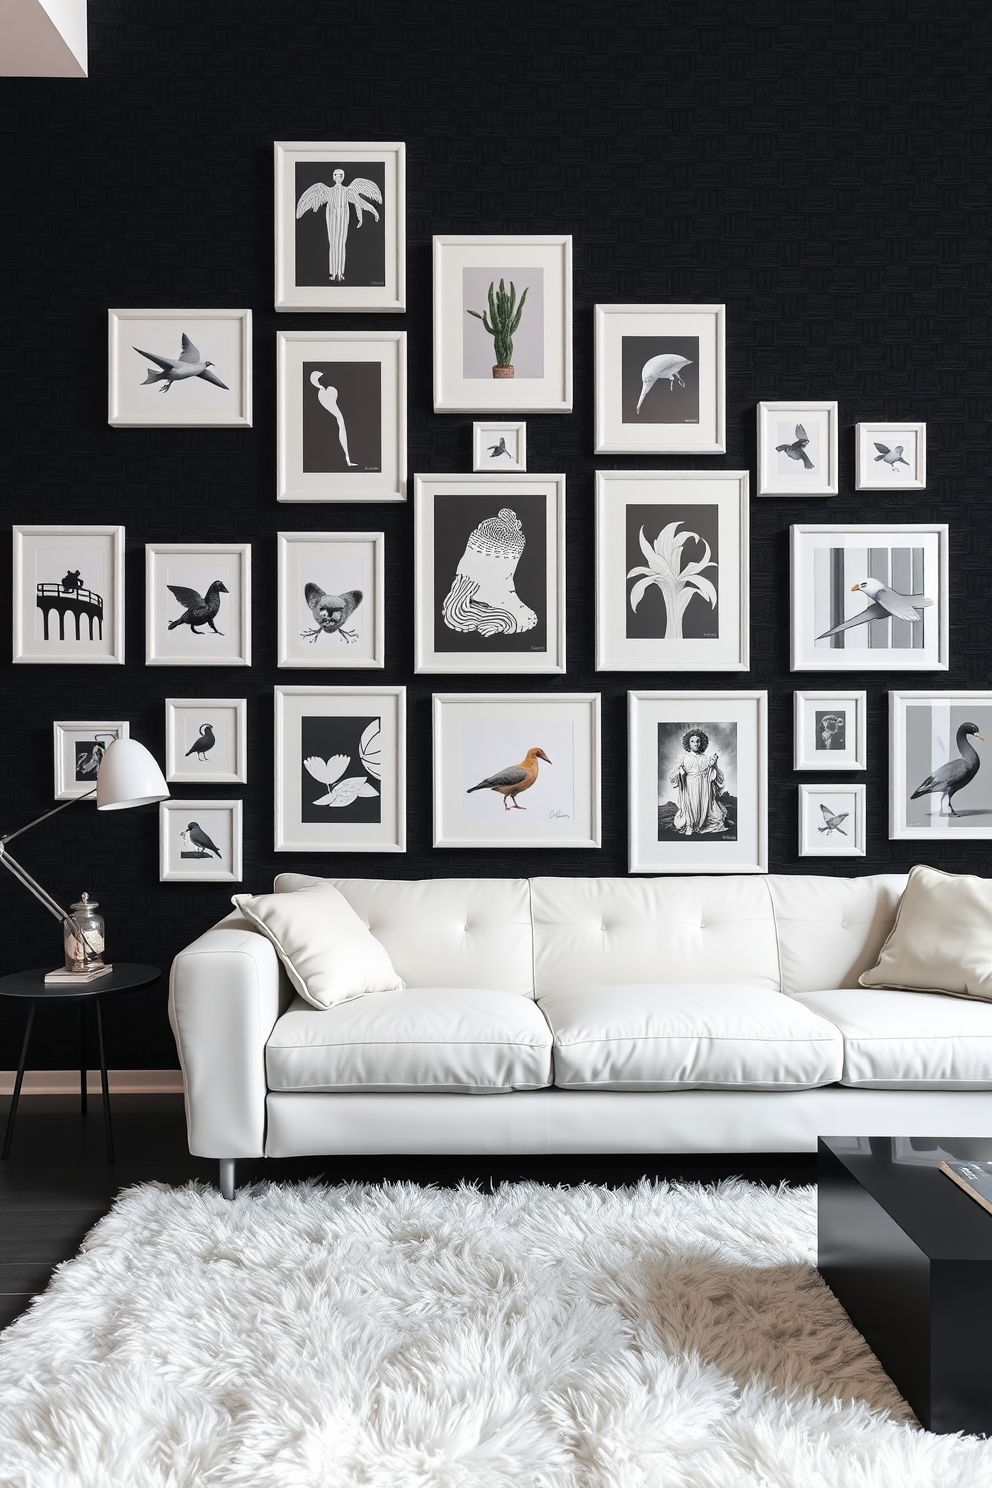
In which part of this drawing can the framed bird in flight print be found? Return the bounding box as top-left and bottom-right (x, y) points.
(108, 309), (252, 428)
(889, 692), (992, 840)
(159, 799), (243, 883)
(856, 422), (926, 491)
(757, 401), (838, 497)
(145, 542), (252, 667)
(798, 784), (867, 858)
(277, 531), (385, 670)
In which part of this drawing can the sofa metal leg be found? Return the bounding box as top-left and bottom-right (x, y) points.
(219, 1158), (236, 1200)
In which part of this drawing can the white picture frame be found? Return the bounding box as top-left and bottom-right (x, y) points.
(414, 473), (566, 675)
(165, 699), (247, 785)
(472, 421), (527, 472)
(856, 422), (927, 491)
(798, 784), (867, 858)
(433, 235), (572, 413)
(433, 692), (601, 849)
(274, 140), (406, 314)
(53, 720), (129, 801)
(757, 401), (839, 496)
(595, 470), (748, 673)
(274, 685), (405, 853)
(159, 799), (243, 882)
(628, 690), (768, 875)
(889, 691), (992, 840)
(108, 309), (252, 428)
(13, 525), (125, 665)
(790, 524), (948, 672)
(276, 330), (407, 503)
(277, 531), (384, 670)
(594, 303), (726, 455)
(146, 543), (252, 668)
(793, 691), (867, 771)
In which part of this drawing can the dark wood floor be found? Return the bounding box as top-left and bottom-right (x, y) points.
(0, 1093), (816, 1333)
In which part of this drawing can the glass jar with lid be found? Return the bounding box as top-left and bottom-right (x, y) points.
(63, 892), (106, 974)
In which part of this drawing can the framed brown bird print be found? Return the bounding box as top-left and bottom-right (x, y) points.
(146, 543), (252, 667)
(277, 532), (384, 670)
(757, 401), (839, 497)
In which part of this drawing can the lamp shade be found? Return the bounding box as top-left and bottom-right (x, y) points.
(95, 738), (170, 810)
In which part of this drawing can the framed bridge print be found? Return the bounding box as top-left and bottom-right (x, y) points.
(856, 422), (926, 491)
(757, 401), (838, 497)
(108, 309), (252, 428)
(889, 691), (992, 840)
(793, 690), (867, 772)
(146, 543), (252, 668)
(53, 720), (129, 801)
(13, 525), (125, 665)
(274, 141), (406, 313)
(159, 798), (243, 883)
(798, 784), (866, 858)
(594, 304), (726, 455)
(165, 698), (247, 785)
(277, 531), (385, 670)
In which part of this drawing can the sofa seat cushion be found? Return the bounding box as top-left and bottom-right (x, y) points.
(789, 988), (992, 1089)
(266, 987), (553, 1094)
(538, 984), (843, 1092)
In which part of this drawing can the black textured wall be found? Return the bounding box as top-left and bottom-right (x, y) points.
(1, 0), (989, 1070)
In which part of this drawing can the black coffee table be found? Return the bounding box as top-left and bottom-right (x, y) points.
(818, 1135), (992, 1435)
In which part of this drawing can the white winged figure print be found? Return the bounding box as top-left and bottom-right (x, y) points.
(304, 720), (381, 808)
(296, 170), (382, 282)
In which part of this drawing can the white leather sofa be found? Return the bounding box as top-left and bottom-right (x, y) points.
(169, 871), (992, 1197)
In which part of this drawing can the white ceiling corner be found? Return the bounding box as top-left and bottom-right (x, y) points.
(0, 0), (87, 77)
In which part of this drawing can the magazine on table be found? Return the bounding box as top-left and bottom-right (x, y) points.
(939, 1159), (992, 1216)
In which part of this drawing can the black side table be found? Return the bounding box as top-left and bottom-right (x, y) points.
(0, 963), (160, 1164)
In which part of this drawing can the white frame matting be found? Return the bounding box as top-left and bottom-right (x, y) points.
(277, 530), (385, 670)
(146, 542), (252, 668)
(53, 720), (129, 801)
(889, 690), (992, 841)
(594, 303), (726, 455)
(159, 798), (243, 883)
(757, 401), (839, 497)
(165, 698), (247, 785)
(793, 690), (867, 771)
(108, 309), (252, 428)
(798, 783), (867, 858)
(13, 525), (125, 666)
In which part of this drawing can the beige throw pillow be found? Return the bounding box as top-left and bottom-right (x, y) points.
(232, 883), (404, 1010)
(859, 864), (992, 1002)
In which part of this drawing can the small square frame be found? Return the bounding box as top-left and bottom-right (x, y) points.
(14, 525), (125, 665)
(798, 784), (866, 857)
(856, 422), (927, 491)
(757, 401), (839, 496)
(472, 421), (527, 472)
(53, 721), (129, 801)
(793, 691), (867, 771)
(889, 690), (992, 840)
(146, 543), (252, 668)
(165, 699), (247, 784)
(108, 309), (252, 428)
(594, 303), (726, 455)
(277, 531), (385, 670)
(159, 799), (243, 882)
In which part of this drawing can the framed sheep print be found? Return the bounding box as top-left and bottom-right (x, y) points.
(433, 235), (572, 413)
(165, 699), (247, 785)
(277, 531), (384, 670)
(276, 330), (406, 504)
(13, 525), (125, 665)
(798, 784), (866, 858)
(274, 685), (405, 853)
(414, 473), (566, 675)
(159, 799), (243, 883)
(628, 690), (768, 875)
(790, 524), (948, 672)
(145, 543), (252, 668)
(433, 692), (601, 849)
(889, 691), (992, 840)
(472, 421), (527, 472)
(793, 691), (867, 772)
(108, 309), (252, 428)
(856, 422), (927, 491)
(274, 140), (406, 313)
(595, 470), (748, 673)
(53, 720), (129, 801)
(757, 401), (839, 497)
(594, 304), (726, 455)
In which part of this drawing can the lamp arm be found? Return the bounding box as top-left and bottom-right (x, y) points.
(0, 845), (74, 926)
(1, 789), (95, 848)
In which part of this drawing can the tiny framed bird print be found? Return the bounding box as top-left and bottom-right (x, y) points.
(855, 422), (926, 491)
(594, 304), (726, 456)
(165, 699), (247, 785)
(757, 401), (839, 497)
(889, 692), (992, 840)
(277, 531), (384, 670)
(798, 784), (866, 858)
(159, 799), (243, 882)
(145, 543), (252, 667)
(472, 421), (527, 473)
(793, 691), (867, 771)
(53, 720), (129, 801)
(108, 309), (252, 428)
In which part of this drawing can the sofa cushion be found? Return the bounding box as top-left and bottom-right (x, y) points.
(766, 872), (906, 995)
(538, 984), (843, 1091)
(858, 864), (992, 1003)
(266, 987), (553, 1094)
(788, 988), (992, 1089)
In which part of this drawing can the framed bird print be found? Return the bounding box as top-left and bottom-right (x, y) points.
(432, 692), (601, 849)
(165, 699), (247, 785)
(277, 531), (384, 670)
(798, 784), (866, 858)
(13, 525), (125, 665)
(107, 309), (252, 428)
(790, 524), (948, 672)
(273, 141), (406, 314)
(274, 685), (406, 853)
(159, 799), (243, 882)
(889, 692), (992, 840)
(276, 330), (407, 503)
(856, 422), (927, 491)
(757, 401), (839, 497)
(472, 421), (527, 472)
(53, 720), (129, 801)
(145, 543), (252, 667)
(414, 474), (566, 674)
(793, 691), (867, 771)
(593, 304), (726, 455)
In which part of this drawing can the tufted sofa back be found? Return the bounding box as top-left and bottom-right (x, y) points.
(765, 872), (907, 994)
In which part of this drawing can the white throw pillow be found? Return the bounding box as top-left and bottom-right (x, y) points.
(858, 864), (992, 1003)
(232, 883), (404, 1010)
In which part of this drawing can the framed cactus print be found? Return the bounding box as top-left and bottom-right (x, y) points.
(594, 304), (726, 455)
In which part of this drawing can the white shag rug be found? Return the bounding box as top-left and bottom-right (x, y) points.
(1, 1180), (991, 1487)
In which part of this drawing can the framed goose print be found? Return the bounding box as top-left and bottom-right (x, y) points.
(594, 304), (726, 455)
(889, 691), (992, 840)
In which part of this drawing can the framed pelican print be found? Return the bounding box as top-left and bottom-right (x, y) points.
(594, 304), (726, 455)
(757, 401), (838, 497)
(790, 524), (949, 672)
(53, 720), (129, 801)
(889, 692), (992, 840)
(274, 141), (406, 313)
(108, 309), (252, 428)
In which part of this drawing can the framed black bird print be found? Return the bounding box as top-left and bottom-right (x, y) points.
(798, 784), (866, 858)
(890, 692), (992, 840)
(165, 698), (247, 785)
(757, 401), (839, 497)
(159, 799), (243, 882)
(277, 531), (384, 670)
(108, 309), (252, 428)
(146, 543), (252, 667)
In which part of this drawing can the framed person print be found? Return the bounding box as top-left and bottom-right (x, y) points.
(628, 690), (768, 874)
(595, 470), (748, 672)
(277, 330), (406, 503)
(757, 401), (839, 497)
(277, 531), (384, 670)
(13, 525), (125, 665)
(889, 691), (992, 840)
(472, 421), (527, 472)
(798, 784), (866, 858)
(274, 141), (406, 313)
(146, 543), (251, 667)
(159, 799), (243, 882)
(108, 309), (252, 428)
(165, 699), (247, 785)
(793, 691), (867, 771)
(53, 720), (129, 801)
(433, 235), (572, 413)
(594, 304), (726, 455)
(856, 422), (926, 491)
(414, 473), (565, 675)
(790, 524), (948, 672)
(274, 685), (405, 853)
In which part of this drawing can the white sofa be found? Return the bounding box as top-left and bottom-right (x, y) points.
(169, 871), (992, 1197)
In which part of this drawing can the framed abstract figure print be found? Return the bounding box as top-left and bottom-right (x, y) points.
(757, 401), (839, 497)
(594, 304), (726, 455)
(793, 691), (867, 771)
(798, 784), (866, 858)
(889, 691), (992, 840)
(856, 422), (926, 491)
(277, 531), (385, 670)
(13, 525), (125, 665)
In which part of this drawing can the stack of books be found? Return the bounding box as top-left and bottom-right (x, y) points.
(44, 964), (114, 986)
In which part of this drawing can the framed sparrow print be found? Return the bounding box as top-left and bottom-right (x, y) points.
(159, 799), (243, 882)
(594, 304), (726, 455)
(757, 401), (839, 497)
(277, 531), (385, 670)
(472, 421), (527, 472)
(856, 422), (926, 491)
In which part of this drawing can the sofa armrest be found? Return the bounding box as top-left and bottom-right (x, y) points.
(168, 913), (286, 1159)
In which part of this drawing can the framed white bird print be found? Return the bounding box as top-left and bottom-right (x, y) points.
(108, 309), (252, 428)
(594, 304), (726, 456)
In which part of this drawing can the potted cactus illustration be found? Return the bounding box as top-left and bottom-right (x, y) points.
(467, 278), (528, 379)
